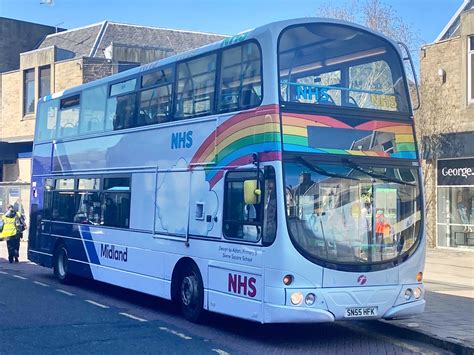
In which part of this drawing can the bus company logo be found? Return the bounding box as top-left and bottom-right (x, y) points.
(357, 275), (367, 285)
(100, 243), (128, 262)
(171, 131), (193, 149)
(228, 273), (257, 298)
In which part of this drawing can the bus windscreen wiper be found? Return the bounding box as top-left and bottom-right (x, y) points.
(343, 158), (416, 186)
(298, 157), (359, 181)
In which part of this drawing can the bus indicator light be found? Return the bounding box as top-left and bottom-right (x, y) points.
(416, 272), (423, 282)
(283, 274), (293, 285)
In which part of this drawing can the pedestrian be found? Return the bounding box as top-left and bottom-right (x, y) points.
(0, 204), (26, 263)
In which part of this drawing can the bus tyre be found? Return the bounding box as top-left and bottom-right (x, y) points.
(53, 244), (71, 284)
(179, 263), (204, 323)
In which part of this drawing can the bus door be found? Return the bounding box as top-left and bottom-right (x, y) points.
(29, 177), (53, 255)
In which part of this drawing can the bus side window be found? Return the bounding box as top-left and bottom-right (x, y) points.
(101, 177), (131, 228)
(36, 100), (59, 142)
(175, 53), (217, 119)
(79, 85), (107, 135)
(57, 95), (80, 138)
(219, 42), (262, 113)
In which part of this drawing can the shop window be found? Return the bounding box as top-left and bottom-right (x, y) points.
(469, 36), (474, 104)
(39, 66), (51, 99)
(23, 68), (35, 115)
(437, 186), (474, 247)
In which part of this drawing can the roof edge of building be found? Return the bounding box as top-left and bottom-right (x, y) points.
(106, 20), (230, 37)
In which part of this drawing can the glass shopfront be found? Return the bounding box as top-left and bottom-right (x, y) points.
(437, 158), (474, 248)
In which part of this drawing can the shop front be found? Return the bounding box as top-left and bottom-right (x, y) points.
(437, 158), (474, 248)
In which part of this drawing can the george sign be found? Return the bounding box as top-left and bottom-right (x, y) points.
(438, 159), (474, 186)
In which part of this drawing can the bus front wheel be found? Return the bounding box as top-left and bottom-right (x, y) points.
(179, 263), (204, 323)
(53, 244), (71, 284)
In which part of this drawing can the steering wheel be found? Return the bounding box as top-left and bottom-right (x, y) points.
(348, 96), (359, 107)
(319, 89), (335, 105)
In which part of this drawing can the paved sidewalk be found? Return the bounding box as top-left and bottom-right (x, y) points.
(383, 248), (474, 353)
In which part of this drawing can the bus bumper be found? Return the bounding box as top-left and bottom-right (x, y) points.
(383, 299), (425, 319)
(264, 303), (335, 323)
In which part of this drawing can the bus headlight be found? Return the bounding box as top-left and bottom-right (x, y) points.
(404, 288), (412, 300)
(414, 287), (422, 299)
(305, 293), (316, 306)
(290, 292), (303, 305)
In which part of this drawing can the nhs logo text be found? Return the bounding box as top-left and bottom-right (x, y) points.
(171, 131), (193, 149)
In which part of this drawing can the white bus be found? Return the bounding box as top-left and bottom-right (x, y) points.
(29, 18), (425, 323)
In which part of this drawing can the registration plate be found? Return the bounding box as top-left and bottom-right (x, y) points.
(345, 306), (378, 318)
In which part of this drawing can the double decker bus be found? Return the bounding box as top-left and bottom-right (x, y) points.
(28, 18), (425, 323)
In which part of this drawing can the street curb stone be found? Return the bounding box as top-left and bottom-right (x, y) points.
(379, 320), (474, 355)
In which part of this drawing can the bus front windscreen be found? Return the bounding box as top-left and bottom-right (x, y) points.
(279, 23), (409, 113)
(284, 158), (422, 266)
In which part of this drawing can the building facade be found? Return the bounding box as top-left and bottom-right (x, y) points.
(0, 19), (225, 221)
(418, 1), (474, 249)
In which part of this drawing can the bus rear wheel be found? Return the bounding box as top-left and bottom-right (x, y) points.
(179, 263), (204, 323)
(53, 244), (71, 284)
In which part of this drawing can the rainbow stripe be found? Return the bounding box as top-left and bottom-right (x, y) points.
(282, 113), (416, 159)
(191, 105), (281, 188)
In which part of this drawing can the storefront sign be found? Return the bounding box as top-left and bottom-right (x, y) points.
(438, 159), (474, 185)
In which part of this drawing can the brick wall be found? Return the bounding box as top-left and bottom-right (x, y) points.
(82, 57), (113, 83)
(0, 70), (36, 141)
(54, 59), (84, 92)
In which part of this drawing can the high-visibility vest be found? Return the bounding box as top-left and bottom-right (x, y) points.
(1, 213), (19, 239)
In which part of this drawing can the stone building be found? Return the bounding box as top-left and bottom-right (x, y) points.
(417, 0), (474, 249)
(0, 18), (64, 216)
(0, 19), (225, 220)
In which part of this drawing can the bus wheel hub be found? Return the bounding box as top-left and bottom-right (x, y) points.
(181, 275), (197, 306)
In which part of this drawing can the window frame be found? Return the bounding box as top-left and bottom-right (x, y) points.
(222, 167), (276, 244)
(468, 36), (474, 105)
(277, 23), (412, 120)
(137, 65), (175, 125)
(39, 65), (51, 99)
(223, 169), (263, 243)
(174, 52), (219, 120)
(43, 174), (132, 229)
(34, 38), (265, 143)
(57, 94), (81, 138)
(217, 40), (264, 114)
(23, 68), (35, 116)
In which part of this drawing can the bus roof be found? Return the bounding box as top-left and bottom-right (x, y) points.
(41, 17), (402, 103)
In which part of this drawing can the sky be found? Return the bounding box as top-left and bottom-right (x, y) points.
(0, 0), (464, 45)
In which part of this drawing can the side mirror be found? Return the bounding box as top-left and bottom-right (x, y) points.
(244, 180), (261, 205)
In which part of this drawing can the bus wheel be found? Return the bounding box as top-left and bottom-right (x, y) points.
(179, 263), (204, 323)
(53, 244), (71, 284)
